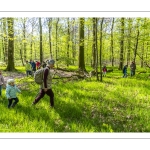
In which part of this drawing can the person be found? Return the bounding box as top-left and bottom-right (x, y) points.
(0, 70), (4, 97)
(25, 60), (32, 77)
(31, 60), (36, 73)
(123, 65), (128, 78)
(32, 59), (55, 108)
(6, 79), (21, 108)
(36, 61), (41, 70)
(102, 65), (107, 77)
(130, 61), (136, 76)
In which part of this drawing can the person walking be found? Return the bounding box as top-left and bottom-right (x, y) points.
(25, 60), (32, 77)
(102, 65), (107, 77)
(32, 59), (55, 108)
(130, 61), (136, 76)
(123, 65), (128, 78)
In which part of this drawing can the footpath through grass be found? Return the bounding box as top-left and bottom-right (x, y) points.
(0, 66), (150, 132)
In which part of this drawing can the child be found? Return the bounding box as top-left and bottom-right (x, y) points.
(123, 65), (128, 78)
(6, 79), (21, 108)
(0, 70), (4, 97)
(102, 66), (107, 77)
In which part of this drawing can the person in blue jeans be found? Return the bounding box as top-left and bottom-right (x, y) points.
(0, 70), (4, 97)
(6, 79), (21, 108)
(123, 65), (128, 78)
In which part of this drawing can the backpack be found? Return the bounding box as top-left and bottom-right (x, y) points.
(34, 68), (45, 84)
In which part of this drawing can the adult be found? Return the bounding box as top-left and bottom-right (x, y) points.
(25, 61), (32, 77)
(31, 60), (36, 73)
(36, 61), (41, 70)
(130, 61), (136, 76)
(123, 65), (128, 78)
(32, 59), (55, 108)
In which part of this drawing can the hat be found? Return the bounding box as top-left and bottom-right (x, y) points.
(7, 79), (14, 84)
(48, 59), (55, 65)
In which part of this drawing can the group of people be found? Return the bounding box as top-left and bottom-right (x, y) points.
(0, 59), (55, 109)
(0, 60), (137, 109)
(25, 60), (47, 77)
(123, 61), (136, 78)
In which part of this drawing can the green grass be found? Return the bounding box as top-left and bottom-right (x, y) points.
(0, 66), (150, 132)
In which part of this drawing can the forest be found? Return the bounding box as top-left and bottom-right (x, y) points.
(0, 17), (150, 132)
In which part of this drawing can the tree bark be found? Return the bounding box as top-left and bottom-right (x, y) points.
(79, 18), (86, 71)
(39, 17), (43, 63)
(119, 18), (124, 70)
(99, 18), (104, 82)
(92, 18), (96, 69)
(110, 18), (114, 66)
(6, 18), (15, 71)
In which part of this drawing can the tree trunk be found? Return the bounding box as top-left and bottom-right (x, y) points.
(92, 18), (96, 69)
(110, 18), (114, 67)
(141, 42), (144, 67)
(127, 18), (132, 66)
(119, 18), (124, 70)
(67, 18), (70, 67)
(23, 18), (27, 62)
(79, 18), (86, 71)
(47, 18), (53, 59)
(39, 17), (43, 63)
(2, 18), (8, 63)
(56, 18), (59, 61)
(6, 18), (15, 71)
(133, 29), (139, 62)
(99, 18), (104, 82)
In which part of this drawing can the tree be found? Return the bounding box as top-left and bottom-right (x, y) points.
(127, 18), (133, 66)
(119, 18), (125, 70)
(46, 18), (53, 59)
(39, 17), (43, 63)
(110, 18), (115, 66)
(92, 18), (97, 69)
(79, 18), (86, 71)
(6, 18), (15, 71)
(99, 18), (104, 82)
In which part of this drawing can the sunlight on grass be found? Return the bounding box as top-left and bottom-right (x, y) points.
(1, 68), (150, 132)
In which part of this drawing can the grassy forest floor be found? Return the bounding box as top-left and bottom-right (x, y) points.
(0, 66), (150, 132)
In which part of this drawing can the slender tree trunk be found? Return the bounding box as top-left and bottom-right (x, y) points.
(2, 18), (8, 63)
(92, 18), (96, 69)
(47, 18), (53, 59)
(6, 18), (15, 71)
(141, 42), (144, 67)
(119, 18), (124, 70)
(133, 29), (139, 62)
(67, 18), (70, 67)
(19, 42), (24, 66)
(39, 17), (43, 63)
(110, 18), (114, 66)
(23, 18), (27, 62)
(99, 18), (104, 82)
(79, 18), (86, 71)
(127, 18), (132, 66)
(55, 18), (59, 61)
(94, 18), (98, 81)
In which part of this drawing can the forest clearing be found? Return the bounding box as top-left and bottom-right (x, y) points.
(0, 65), (150, 132)
(0, 17), (150, 132)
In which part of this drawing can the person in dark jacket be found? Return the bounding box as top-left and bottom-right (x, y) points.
(123, 65), (128, 78)
(31, 60), (36, 73)
(32, 59), (55, 108)
(130, 61), (136, 76)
